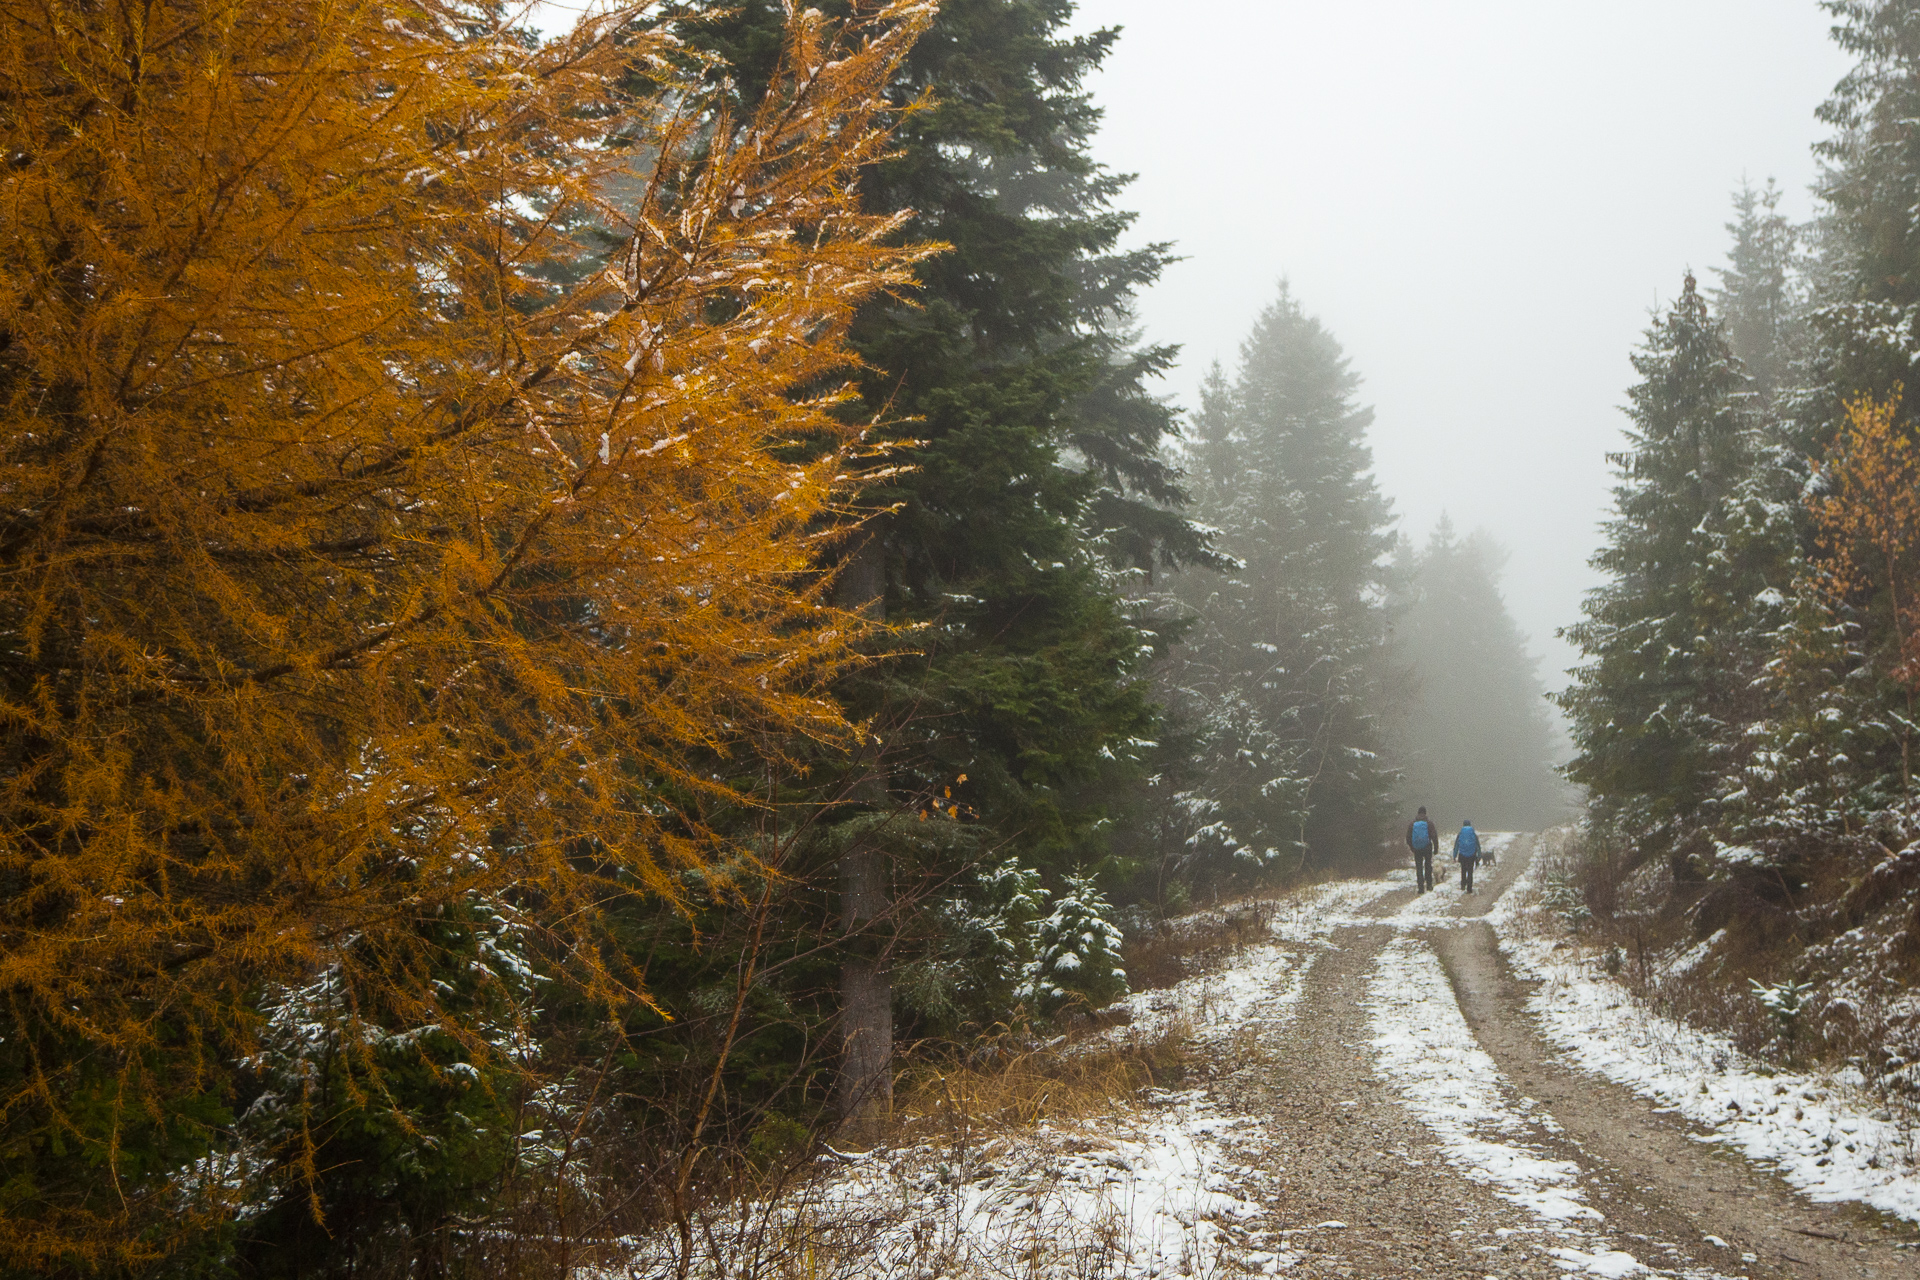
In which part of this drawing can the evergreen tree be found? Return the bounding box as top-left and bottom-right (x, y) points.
(1027, 873), (1128, 1014)
(676, 0), (1216, 866)
(1557, 275), (1755, 857)
(1752, 0), (1920, 826)
(1815, 1), (1920, 308)
(1710, 179), (1805, 404)
(1797, 2), (1920, 456)
(1160, 285), (1398, 883)
(1390, 520), (1565, 831)
(641, 0), (1215, 1129)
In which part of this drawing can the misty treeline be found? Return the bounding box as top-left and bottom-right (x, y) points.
(1557, 0), (1920, 1114)
(0, 1), (1557, 1275)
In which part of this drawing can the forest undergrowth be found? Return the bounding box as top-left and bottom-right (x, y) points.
(1534, 824), (1920, 1142)
(599, 896), (1298, 1280)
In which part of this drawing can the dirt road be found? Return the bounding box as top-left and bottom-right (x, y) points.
(1197, 835), (1918, 1279)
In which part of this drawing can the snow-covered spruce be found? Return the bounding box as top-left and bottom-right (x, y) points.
(1027, 872), (1129, 1014)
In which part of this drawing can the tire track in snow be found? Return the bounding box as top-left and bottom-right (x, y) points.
(1365, 933), (1605, 1225)
(1360, 845), (1745, 1279)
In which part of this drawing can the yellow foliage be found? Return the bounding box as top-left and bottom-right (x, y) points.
(0, 0), (936, 1263)
(1811, 391), (1920, 686)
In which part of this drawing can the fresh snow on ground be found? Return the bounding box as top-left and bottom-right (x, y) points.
(1390, 831), (1520, 922)
(623, 841), (1920, 1276)
(614, 1092), (1285, 1279)
(1365, 934), (1601, 1223)
(1108, 874), (1400, 1049)
(1271, 874), (1403, 936)
(1366, 902), (1742, 1279)
(1492, 839), (1920, 1225)
(624, 880), (1406, 1278)
(1108, 941), (1311, 1051)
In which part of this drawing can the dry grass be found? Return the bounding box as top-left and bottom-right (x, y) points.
(889, 997), (1206, 1152)
(553, 892), (1307, 1278)
(1121, 900), (1275, 993)
(593, 1008), (1234, 1280)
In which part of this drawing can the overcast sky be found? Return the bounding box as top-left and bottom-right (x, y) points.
(1065, 0), (1850, 694)
(527, 0), (1850, 696)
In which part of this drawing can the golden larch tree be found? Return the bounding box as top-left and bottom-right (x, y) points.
(1810, 390), (1920, 788)
(0, 0), (936, 1266)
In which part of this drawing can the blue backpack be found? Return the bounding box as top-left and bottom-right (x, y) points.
(1411, 819), (1431, 851)
(1457, 826), (1481, 858)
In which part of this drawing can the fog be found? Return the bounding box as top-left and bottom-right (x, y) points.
(1068, 0), (1848, 694)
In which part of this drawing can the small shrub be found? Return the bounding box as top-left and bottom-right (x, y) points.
(1750, 978), (1812, 1039)
(1028, 874), (1129, 1015)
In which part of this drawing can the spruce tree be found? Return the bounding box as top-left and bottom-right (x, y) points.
(1161, 285), (1398, 882)
(650, 0), (1215, 1123)
(1710, 180), (1805, 404)
(822, 0), (1214, 945)
(1816, 1), (1920, 308)
(1390, 520), (1565, 831)
(1749, 0), (1920, 827)
(1558, 275), (1754, 854)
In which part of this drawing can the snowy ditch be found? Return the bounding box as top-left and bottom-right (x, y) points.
(1489, 843), (1920, 1226)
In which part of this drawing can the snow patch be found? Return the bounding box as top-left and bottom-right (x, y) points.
(1267, 874), (1403, 938)
(1109, 941), (1312, 1049)
(1494, 844), (1920, 1225)
(1550, 1245), (1649, 1276)
(1365, 935), (1603, 1223)
(617, 1092), (1287, 1278)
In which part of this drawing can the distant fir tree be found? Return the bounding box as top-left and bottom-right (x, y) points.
(1389, 519), (1565, 832)
(1159, 284), (1398, 883)
(1799, 0), (1920, 449)
(1816, 0), (1920, 309)
(1709, 179), (1806, 405)
(1557, 274), (1758, 861)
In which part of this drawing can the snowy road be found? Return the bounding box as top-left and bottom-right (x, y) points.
(1198, 834), (1919, 1279)
(628, 839), (1920, 1278)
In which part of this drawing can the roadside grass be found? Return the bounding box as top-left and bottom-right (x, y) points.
(594, 893), (1318, 1279)
(598, 1006), (1253, 1279)
(1120, 899), (1275, 992)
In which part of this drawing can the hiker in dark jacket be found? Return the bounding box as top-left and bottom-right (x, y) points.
(1405, 806), (1437, 893)
(1454, 821), (1482, 892)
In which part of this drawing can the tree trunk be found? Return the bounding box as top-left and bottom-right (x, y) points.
(832, 533), (892, 1140)
(835, 848), (893, 1136)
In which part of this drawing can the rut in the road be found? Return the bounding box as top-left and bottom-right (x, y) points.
(1212, 917), (1552, 1279)
(1203, 854), (1734, 1280)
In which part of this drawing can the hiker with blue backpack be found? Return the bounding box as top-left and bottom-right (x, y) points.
(1405, 806), (1437, 893)
(1454, 820), (1482, 892)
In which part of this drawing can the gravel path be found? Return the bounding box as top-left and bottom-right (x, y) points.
(1433, 836), (1914, 1279)
(1190, 838), (1919, 1279)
